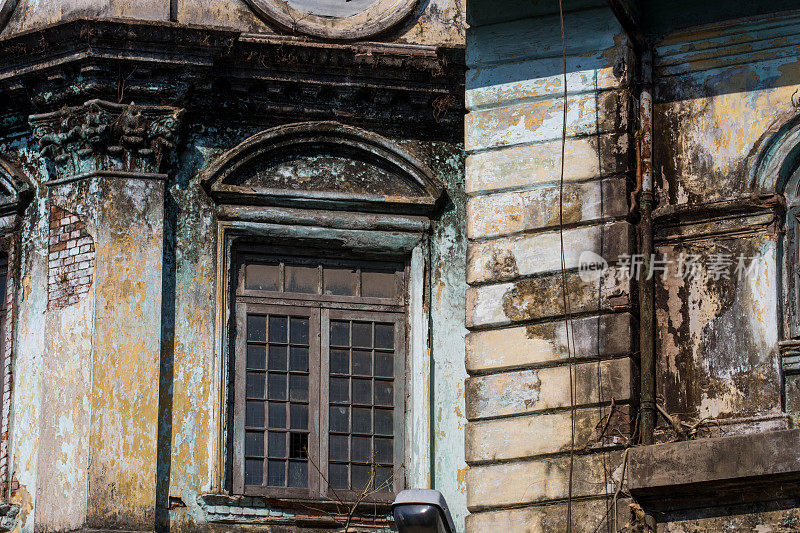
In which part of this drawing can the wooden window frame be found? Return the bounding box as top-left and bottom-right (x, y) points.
(320, 308), (406, 503)
(232, 302), (321, 498)
(229, 250), (409, 503)
(787, 206), (800, 339)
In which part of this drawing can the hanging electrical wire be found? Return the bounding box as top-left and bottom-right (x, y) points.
(557, 0), (578, 531)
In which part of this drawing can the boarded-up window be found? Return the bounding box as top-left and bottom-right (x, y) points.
(231, 250), (406, 501)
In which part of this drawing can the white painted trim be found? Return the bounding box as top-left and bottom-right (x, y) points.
(405, 242), (431, 489)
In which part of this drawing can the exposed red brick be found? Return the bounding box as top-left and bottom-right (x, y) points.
(48, 206), (95, 310)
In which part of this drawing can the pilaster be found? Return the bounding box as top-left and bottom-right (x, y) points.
(29, 100), (183, 530)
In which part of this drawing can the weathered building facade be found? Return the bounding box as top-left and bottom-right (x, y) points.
(3, 0), (800, 531)
(465, 0), (800, 531)
(0, 0), (468, 531)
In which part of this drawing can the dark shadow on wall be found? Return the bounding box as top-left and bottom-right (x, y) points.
(155, 180), (179, 532)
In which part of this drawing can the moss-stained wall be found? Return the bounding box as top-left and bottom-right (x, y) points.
(652, 13), (800, 433)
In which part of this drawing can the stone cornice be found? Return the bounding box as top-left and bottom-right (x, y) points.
(30, 99), (184, 179)
(0, 18), (465, 139)
(653, 193), (785, 243)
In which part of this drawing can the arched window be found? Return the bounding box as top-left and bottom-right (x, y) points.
(749, 114), (800, 340)
(0, 155), (31, 492)
(201, 122), (443, 502)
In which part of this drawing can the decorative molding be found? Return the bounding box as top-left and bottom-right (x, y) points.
(29, 100), (184, 180)
(653, 193), (785, 243)
(0, 19), (465, 137)
(243, 0), (418, 40)
(202, 121), (445, 215)
(0, 156), (31, 218)
(655, 8), (800, 79)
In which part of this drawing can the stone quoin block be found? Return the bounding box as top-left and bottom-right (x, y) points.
(465, 89), (630, 151)
(465, 357), (632, 419)
(466, 221), (633, 283)
(466, 266), (631, 328)
(465, 132), (630, 194)
(466, 405), (630, 462)
(466, 450), (622, 509)
(466, 312), (634, 372)
(466, 175), (629, 239)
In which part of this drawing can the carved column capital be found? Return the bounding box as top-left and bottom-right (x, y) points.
(29, 99), (184, 181)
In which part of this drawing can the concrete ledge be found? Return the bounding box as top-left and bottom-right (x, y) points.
(628, 429), (800, 511)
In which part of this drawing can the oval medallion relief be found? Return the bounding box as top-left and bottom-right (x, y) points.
(244, 0), (418, 40)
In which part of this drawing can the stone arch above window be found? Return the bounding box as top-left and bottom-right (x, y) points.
(750, 112), (800, 340)
(201, 121), (444, 215)
(242, 0), (418, 40)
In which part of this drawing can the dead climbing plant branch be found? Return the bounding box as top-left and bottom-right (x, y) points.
(655, 402), (717, 442)
(619, 503), (654, 533)
(304, 449), (398, 532)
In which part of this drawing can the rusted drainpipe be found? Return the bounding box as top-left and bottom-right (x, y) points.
(638, 49), (656, 445)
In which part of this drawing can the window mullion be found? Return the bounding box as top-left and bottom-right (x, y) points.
(318, 308), (331, 497)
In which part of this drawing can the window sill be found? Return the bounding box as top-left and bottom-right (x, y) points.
(628, 429), (800, 514)
(197, 493), (392, 528)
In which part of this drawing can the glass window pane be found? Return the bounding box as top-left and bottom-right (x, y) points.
(268, 373), (287, 401)
(290, 346), (309, 372)
(329, 463), (349, 490)
(285, 264), (318, 294)
(330, 377), (349, 403)
(351, 464), (372, 492)
(352, 322), (372, 348)
(330, 321), (349, 346)
(246, 372), (265, 399)
(290, 317), (309, 345)
(267, 460), (285, 487)
(247, 345), (267, 370)
(289, 374), (309, 402)
(247, 345), (266, 369)
(290, 433), (309, 459)
(374, 409), (393, 435)
(290, 404), (308, 430)
(330, 349), (349, 374)
(375, 352), (393, 378)
(352, 407), (371, 434)
(324, 267), (358, 296)
(247, 315), (266, 342)
(246, 401), (264, 427)
(352, 350), (372, 375)
(268, 431), (286, 458)
(268, 345), (287, 370)
(375, 380), (393, 406)
(268, 403), (286, 429)
(288, 460), (308, 488)
(268, 316), (287, 343)
(374, 437), (392, 464)
(374, 323), (394, 350)
(362, 270), (398, 299)
(246, 263), (279, 291)
(245, 431), (264, 457)
(376, 466), (393, 493)
(245, 458), (263, 485)
(352, 436), (371, 463)
(330, 406), (349, 433)
(329, 434), (349, 462)
(352, 378), (371, 405)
